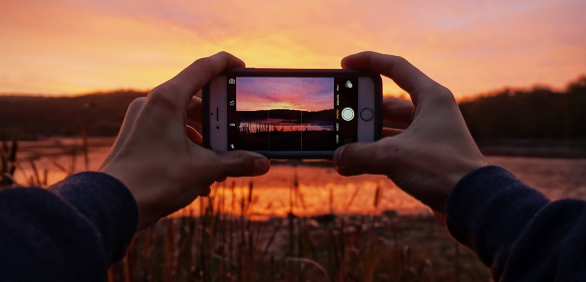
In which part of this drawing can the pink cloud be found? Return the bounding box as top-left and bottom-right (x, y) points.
(236, 77), (333, 112)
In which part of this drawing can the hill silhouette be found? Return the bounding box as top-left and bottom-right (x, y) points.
(0, 90), (146, 139)
(0, 76), (584, 142)
(459, 75), (586, 141)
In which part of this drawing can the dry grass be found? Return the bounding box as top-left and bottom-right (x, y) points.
(0, 140), (18, 186)
(107, 174), (490, 282)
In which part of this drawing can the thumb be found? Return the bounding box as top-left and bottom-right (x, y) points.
(216, 151), (271, 177)
(333, 141), (391, 176)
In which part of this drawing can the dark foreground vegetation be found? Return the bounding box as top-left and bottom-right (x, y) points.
(107, 181), (489, 282)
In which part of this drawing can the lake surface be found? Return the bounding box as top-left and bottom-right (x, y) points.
(11, 137), (586, 218)
(240, 118), (333, 133)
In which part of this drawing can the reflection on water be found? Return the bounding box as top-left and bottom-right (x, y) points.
(12, 137), (586, 218)
(240, 118), (333, 133)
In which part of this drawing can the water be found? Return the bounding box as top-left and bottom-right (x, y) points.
(11, 137), (586, 218)
(240, 118), (333, 133)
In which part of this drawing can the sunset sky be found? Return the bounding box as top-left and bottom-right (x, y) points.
(236, 77), (333, 112)
(0, 0), (585, 99)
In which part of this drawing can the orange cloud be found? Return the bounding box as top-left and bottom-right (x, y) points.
(0, 0), (584, 99)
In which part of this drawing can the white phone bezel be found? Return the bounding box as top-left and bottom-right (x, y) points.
(357, 76), (375, 142)
(209, 76), (228, 151)
(208, 76), (376, 152)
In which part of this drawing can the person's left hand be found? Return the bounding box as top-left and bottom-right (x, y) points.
(99, 52), (270, 231)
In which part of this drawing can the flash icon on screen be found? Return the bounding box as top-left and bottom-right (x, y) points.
(345, 80), (353, 89)
(230, 144), (235, 149)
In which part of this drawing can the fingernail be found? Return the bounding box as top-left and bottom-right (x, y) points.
(334, 146), (345, 167)
(254, 158), (270, 175)
(246, 151), (265, 158)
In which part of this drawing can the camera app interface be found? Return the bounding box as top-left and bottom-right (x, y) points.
(226, 77), (358, 152)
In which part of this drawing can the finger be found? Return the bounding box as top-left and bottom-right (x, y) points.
(216, 151), (270, 177)
(382, 128), (404, 137)
(341, 51), (441, 105)
(147, 52), (245, 118)
(187, 96), (203, 125)
(383, 97), (414, 125)
(333, 141), (390, 176)
(100, 97), (146, 169)
(199, 186), (211, 197)
(186, 125), (203, 146)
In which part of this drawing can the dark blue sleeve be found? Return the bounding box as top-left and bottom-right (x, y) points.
(0, 172), (138, 282)
(446, 165), (586, 281)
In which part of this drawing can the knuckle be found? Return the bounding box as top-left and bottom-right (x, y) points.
(233, 154), (246, 170)
(395, 56), (409, 64)
(149, 84), (166, 96)
(128, 97), (146, 111)
(432, 85), (457, 104)
(418, 84), (456, 106)
(147, 85), (181, 113)
(193, 57), (217, 78)
(437, 85), (454, 98)
(361, 51), (377, 58)
(194, 57), (214, 70)
(226, 153), (254, 175)
(216, 51), (230, 57)
(380, 55), (410, 75)
(390, 56), (411, 69)
(125, 97), (146, 118)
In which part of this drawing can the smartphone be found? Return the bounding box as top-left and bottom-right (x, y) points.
(203, 68), (382, 159)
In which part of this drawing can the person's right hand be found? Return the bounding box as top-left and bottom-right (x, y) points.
(334, 51), (487, 214)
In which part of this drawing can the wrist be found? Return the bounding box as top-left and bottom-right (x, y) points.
(99, 165), (149, 229)
(434, 157), (488, 214)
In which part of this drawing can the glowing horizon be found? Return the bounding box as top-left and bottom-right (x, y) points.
(236, 77), (333, 112)
(1, 0), (585, 99)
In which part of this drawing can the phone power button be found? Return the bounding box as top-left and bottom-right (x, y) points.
(360, 108), (374, 121)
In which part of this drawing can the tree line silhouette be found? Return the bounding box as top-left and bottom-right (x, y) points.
(0, 76), (584, 142)
(459, 76), (586, 141)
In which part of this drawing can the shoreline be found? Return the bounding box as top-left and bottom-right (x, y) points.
(7, 136), (586, 161)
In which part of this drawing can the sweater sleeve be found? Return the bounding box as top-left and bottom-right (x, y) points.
(0, 172), (138, 282)
(446, 165), (586, 282)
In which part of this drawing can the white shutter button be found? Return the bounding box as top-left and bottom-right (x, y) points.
(341, 107), (355, 121)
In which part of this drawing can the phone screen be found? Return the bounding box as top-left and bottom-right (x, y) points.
(226, 76), (358, 151)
